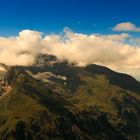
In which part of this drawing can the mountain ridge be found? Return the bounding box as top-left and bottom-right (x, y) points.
(0, 54), (140, 140)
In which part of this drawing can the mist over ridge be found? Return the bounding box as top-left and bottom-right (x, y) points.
(0, 28), (140, 80)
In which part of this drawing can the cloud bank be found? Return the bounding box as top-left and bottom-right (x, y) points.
(0, 28), (140, 80)
(113, 22), (140, 32)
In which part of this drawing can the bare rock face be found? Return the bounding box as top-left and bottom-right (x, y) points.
(0, 64), (10, 96)
(0, 64), (7, 77)
(0, 64), (8, 96)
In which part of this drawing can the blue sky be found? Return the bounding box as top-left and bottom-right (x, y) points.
(0, 0), (140, 36)
(0, 0), (140, 79)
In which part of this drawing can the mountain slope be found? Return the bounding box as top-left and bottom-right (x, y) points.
(0, 71), (125, 140)
(0, 55), (140, 140)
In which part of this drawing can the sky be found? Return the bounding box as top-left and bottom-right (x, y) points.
(0, 0), (140, 80)
(0, 0), (140, 36)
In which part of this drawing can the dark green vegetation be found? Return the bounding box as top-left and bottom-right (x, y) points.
(0, 55), (140, 140)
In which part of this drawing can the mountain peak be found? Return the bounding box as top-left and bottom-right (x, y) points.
(0, 55), (140, 139)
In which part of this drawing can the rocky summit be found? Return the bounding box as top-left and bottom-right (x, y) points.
(0, 54), (140, 140)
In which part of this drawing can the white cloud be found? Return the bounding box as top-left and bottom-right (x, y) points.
(113, 22), (140, 32)
(0, 28), (140, 80)
(0, 30), (43, 66)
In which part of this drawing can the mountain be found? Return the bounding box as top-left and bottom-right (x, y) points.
(0, 54), (140, 140)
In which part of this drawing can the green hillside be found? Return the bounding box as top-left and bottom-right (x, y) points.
(0, 60), (140, 140)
